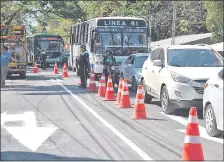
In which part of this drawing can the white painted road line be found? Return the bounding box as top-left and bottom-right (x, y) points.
(160, 112), (223, 144)
(56, 79), (154, 161)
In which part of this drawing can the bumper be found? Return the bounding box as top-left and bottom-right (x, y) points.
(8, 68), (26, 75)
(170, 99), (203, 109)
(166, 81), (204, 109)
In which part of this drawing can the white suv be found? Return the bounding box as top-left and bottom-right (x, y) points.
(141, 45), (223, 114)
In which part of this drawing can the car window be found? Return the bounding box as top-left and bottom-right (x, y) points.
(150, 48), (160, 62)
(218, 69), (224, 80)
(160, 48), (165, 65)
(130, 56), (135, 64)
(167, 48), (223, 67)
(134, 56), (148, 68)
(124, 55), (132, 64)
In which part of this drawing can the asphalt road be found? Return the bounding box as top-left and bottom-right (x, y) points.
(1, 67), (223, 161)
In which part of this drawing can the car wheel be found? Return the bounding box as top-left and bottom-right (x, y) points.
(131, 77), (138, 93)
(141, 79), (152, 104)
(161, 86), (175, 114)
(205, 104), (222, 137)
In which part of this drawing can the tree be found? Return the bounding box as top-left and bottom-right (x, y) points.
(1, 1), (85, 32)
(203, 1), (223, 43)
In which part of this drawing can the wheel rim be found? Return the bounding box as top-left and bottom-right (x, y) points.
(206, 106), (214, 132)
(161, 88), (168, 112)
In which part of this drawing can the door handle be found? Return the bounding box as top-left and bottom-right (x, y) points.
(152, 70), (154, 73)
(215, 84), (219, 88)
(145, 67), (147, 69)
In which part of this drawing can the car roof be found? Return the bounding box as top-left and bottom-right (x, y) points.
(131, 53), (150, 57)
(165, 45), (212, 50)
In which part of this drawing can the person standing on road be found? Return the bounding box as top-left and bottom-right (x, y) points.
(41, 49), (47, 70)
(1, 46), (17, 87)
(78, 45), (90, 88)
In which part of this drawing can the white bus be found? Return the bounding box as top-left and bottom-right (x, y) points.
(69, 17), (148, 79)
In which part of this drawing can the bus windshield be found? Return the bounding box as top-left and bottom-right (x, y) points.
(38, 40), (63, 52)
(123, 33), (147, 47)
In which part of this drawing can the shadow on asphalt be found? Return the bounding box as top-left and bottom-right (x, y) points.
(1, 151), (108, 161)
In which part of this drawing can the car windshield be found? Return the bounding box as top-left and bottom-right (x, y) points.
(134, 56), (148, 68)
(167, 48), (223, 67)
(115, 56), (128, 65)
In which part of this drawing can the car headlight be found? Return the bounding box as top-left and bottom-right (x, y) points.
(170, 71), (191, 83)
(111, 66), (115, 70)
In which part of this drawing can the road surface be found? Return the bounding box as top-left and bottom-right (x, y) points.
(1, 67), (223, 161)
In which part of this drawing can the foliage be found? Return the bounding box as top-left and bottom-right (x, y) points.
(203, 1), (223, 43)
(1, 0), (220, 42)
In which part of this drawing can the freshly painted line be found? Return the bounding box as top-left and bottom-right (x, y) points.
(56, 79), (153, 161)
(160, 112), (223, 144)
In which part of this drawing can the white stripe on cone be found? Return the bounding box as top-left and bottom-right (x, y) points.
(188, 115), (198, 123)
(184, 135), (201, 144)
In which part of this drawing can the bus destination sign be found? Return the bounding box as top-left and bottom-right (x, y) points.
(97, 19), (146, 27)
(96, 27), (121, 33)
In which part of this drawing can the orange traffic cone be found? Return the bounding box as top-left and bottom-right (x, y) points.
(53, 62), (59, 74)
(181, 107), (204, 161)
(88, 71), (97, 91)
(62, 63), (68, 78)
(118, 80), (131, 108)
(98, 73), (106, 97)
(33, 62), (38, 73)
(132, 85), (147, 119)
(103, 75), (116, 101)
(115, 77), (124, 104)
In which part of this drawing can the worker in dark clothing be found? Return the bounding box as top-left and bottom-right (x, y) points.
(40, 49), (47, 70)
(102, 50), (116, 80)
(78, 45), (90, 88)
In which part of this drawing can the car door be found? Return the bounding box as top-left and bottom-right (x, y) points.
(212, 69), (223, 129)
(145, 48), (160, 95)
(126, 55), (135, 83)
(153, 48), (166, 96)
(122, 55), (132, 80)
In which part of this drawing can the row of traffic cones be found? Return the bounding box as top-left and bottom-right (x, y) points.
(95, 73), (204, 161)
(33, 62), (68, 78)
(96, 73), (146, 119)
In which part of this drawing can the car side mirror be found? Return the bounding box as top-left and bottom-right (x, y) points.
(127, 64), (133, 68)
(153, 60), (163, 67)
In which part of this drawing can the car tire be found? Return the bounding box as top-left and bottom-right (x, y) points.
(205, 104), (222, 137)
(131, 77), (138, 93)
(160, 86), (175, 114)
(141, 79), (152, 104)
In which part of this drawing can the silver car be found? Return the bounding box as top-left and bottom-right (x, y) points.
(120, 53), (149, 92)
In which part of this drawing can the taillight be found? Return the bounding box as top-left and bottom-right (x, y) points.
(204, 83), (208, 88)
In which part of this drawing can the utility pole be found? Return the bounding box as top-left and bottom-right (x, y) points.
(171, 2), (176, 45)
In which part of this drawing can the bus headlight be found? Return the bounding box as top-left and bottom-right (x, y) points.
(111, 66), (115, 70)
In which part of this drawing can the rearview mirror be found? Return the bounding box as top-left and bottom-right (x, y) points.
(153, 60), (163, 67)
